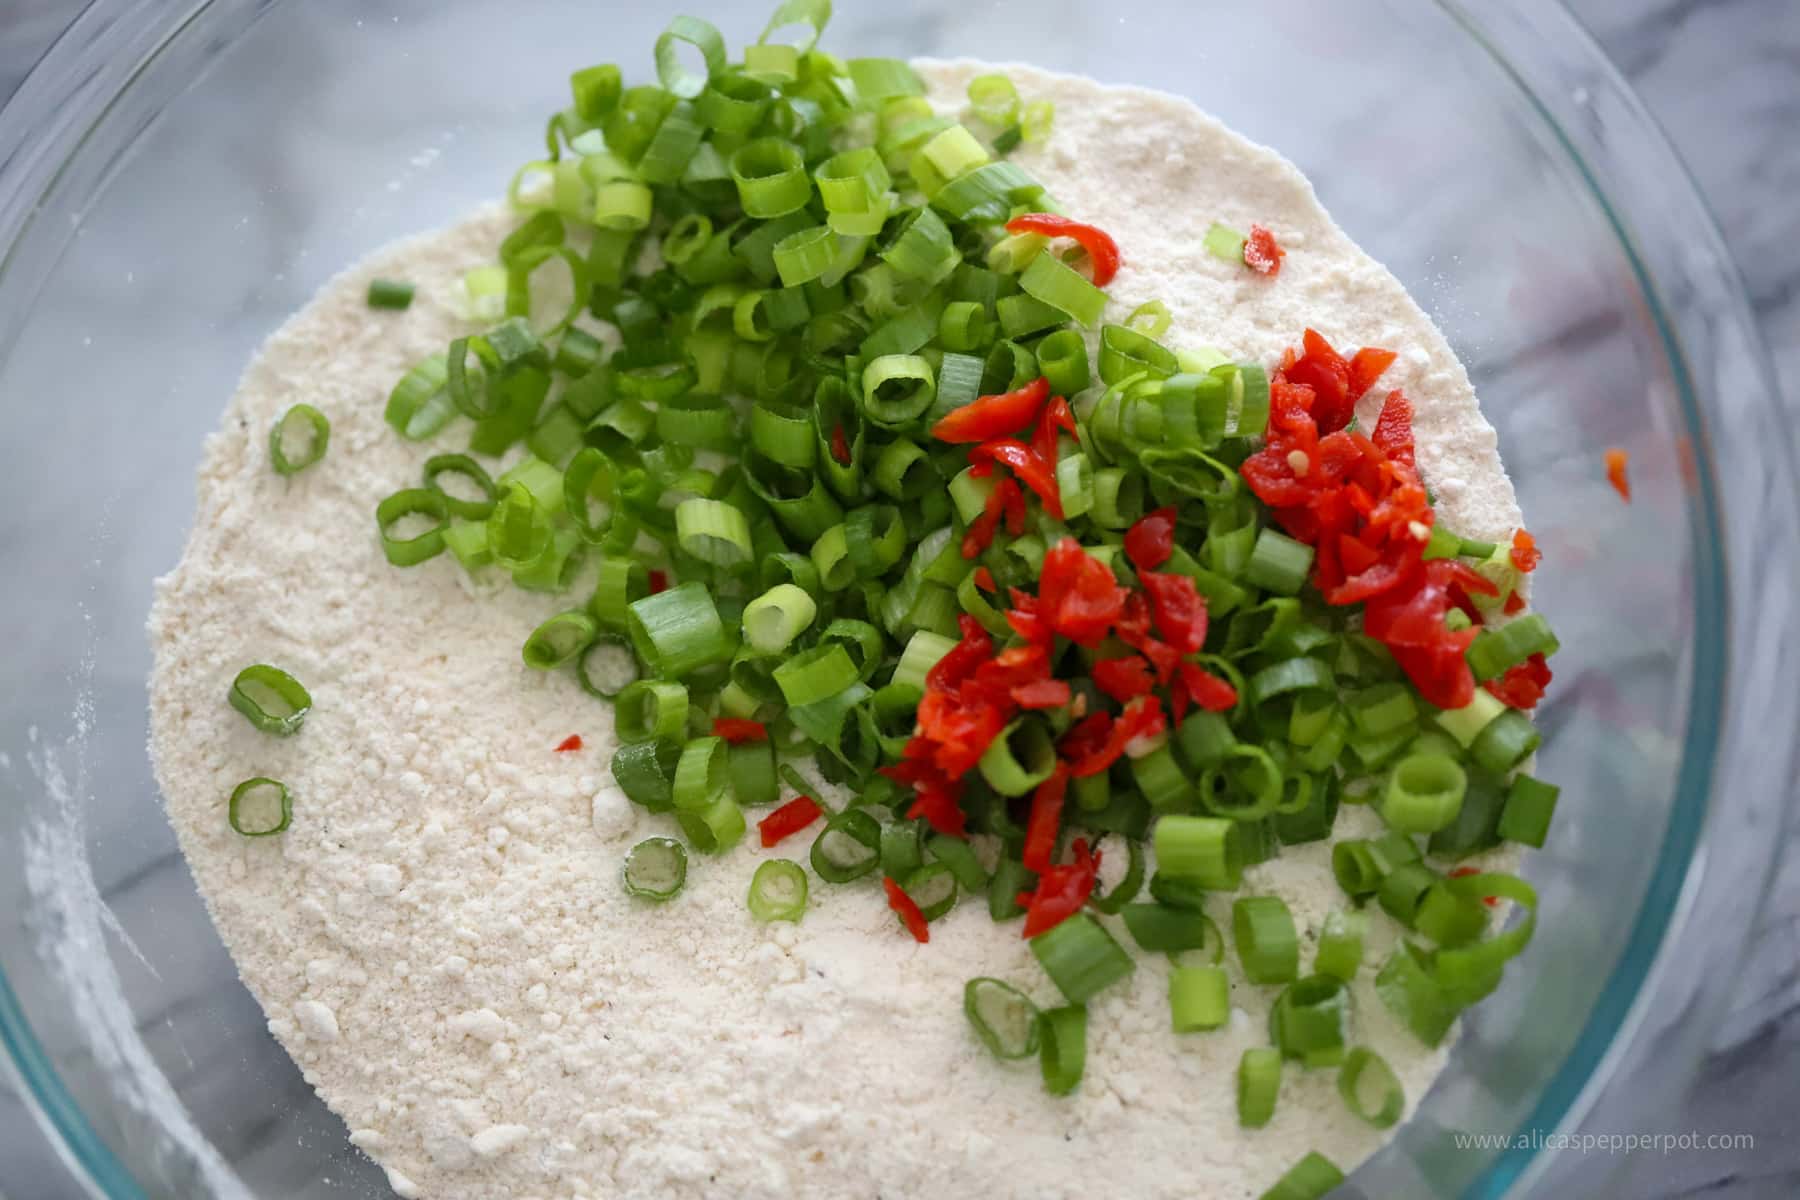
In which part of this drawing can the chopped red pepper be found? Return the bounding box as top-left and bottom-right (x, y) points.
(930, 376), (1049, 443)
(972, 566), (996, 592)
(1092, 656), (1156, 703)
(1503, 590), (1527, 616)
(1176, 661), (1239, 713)
(648, 569), (670, 594)
(1031, 395), (1078, 465)
(1139, 571), (1208, 654)
(1003, 213), (1122, 287)
(1018, 839), (1103, 938)
(712, 718), (768, 744)
(1347, 346), (1399, 402)
(1012, 678), (1072, 710)
(883, 876), (932, 943)
(1123, 506), (1178, 571)
(1066, 696), (1165, 778)
(1243, 223), (1285, 277)
(1484, 652), (1553, 710)
(1605, 447), (1632, 502)
(926, 614), (991, 691)
(1286, 329), (1352, 433)
(758, 796), (823, 847)
(962, 476), (1021, 558)
(905, 780), (969, 838)
(972, 438), (1064, 519)
(1448, 865), (1500, 907)
(1126, 635), (1182, 686)
(1037, 538), (1128, 647)
(554, 734), (584, 752)
(1510, 529), (1541, 573)
(1021, 765), (1069, 873)
(830, 423), (852, 466)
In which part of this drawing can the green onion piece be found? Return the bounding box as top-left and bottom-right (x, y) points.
(1237, 1047), (1282, 1128)
(732, 137), (812, 218)
(937, 301), (990, 353)
(672, 735), (729, 813)
(442, 521), (492, 574)
(1169, 965), (1230, 1033)
(1031, 913), (1135, 1004)
(870, 438), (935, 501)
(366, 278), (415, 309)
(1036, 328), (1092, 396)
(1020, 98), (1054, 143)
(1498, 774), (1559, 847)
(1088, 837), (1145, 914)
(742, 583), (818, 654)
(422, 453), (498, 520)
(485, 483), (551, 570)
(728, 737), (780, 806)
(627, 583), (732, 678)
(988, 855), (1035, 922)
(653, 14), (725, 98)
(901, 861), (959, 922)
(1415, 882), (1491, 947)
(979, 717), (1057, 796)
(1315, 909), (1368, 982)
(1470, 708), (1542, 774)
(1038, 1005), (1087, 1096)
(1204, 222), (1247, 263)
(228, 777), (292, 837)
(773, 643), (859, 707)
(1153, 815), (1241, 889)
(1374, 860), (1438, 928)
(1174, 711), (1237, 771)
(1244, 528), (1315, 596)
(677, 792), (747, 854)
(576, 638), (638, 699)
(1258, 1152), (1345, 1200)
(1200, 743), (1284, 821)
(1090, 467), (1145, 528)
(522, 609), (598, 670)
(269, 404), (330, 476)
(810, 807), (882, 882)
(1466, 613), (1560, 681)
(384, 354), (454, 441)
(1375, 940), (1459, 1046)
(771, 224), (838, 288)
(1338, 1047), (1404, 1128)
(570, 64), (622, 122)
(964, 977), (1039, 1059)
(1098, 323), (1179, 384)
(816, 146), (892, 234)
(965, 72), (1020, 125)
(615, 680), (690, 744)
(1123, 299), (1172, 337)
(861, 354), (936, 425)
(589, 557), (648, 633)
(1233, 896), (1299, 985)
(1019, 251), (1106, 327)
(1434, 686), (1506, 746)
(673, 498), (754, 568)
(892, 630), (955, 692)
(622, 836), (687, 900)
(1120, 903), (1215, 953)
(228, 664), (312, 736)
(612, 740), (682, 812)
(880, 818), (924, 880)
(928, 834), (990, 894)
(1382, 753), (1467, 834)
(747, 858), (809, 922)
(1270, 974), (1348, 1067)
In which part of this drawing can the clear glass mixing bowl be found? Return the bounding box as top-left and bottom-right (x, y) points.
(1, 1), (1794, 1197)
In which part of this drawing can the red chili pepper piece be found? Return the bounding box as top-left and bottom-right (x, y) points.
(972, 438), (1064, 520)
(712, 718), (768, 744)
(1092, 656), (1156, 703)
(884, 876), (932, 943)
(1510, 529), (1541, 573)
(1370, 390), (1417, 469)
(1243, 223), (1285, 277)
(1139, 572), (1209, 654)
(648, 569), (669, 594)
(758, 795), (823, 848)
(1127, 635), (1182, 686)
(1031, 395), (1078, 465)
(1004, 213), (1122, 287)
(1019, 839), (1103, 938)
(1012, 679), (1072, 710)
(1287, 329), (1352, 433)
(830, 423), (852, 466)
(1178, 661), (1239, 713)
(1067, 696), (1166, 778)
(1123, 506), (1178, 571)
(905, 781), (969, 838)
(1503, 590), (1527, 616)
(1484, 652), (1553, 710)
(1021, 765), (1070, 873)
(1448, 865), (1500, 907)
(1038, 538), (1127, 647)
(930, 376), (1050, 444)
(926, 614), (991, 690)
(961, 476), (1021, 558)
(1605, 447), (1632, 502)
(1347, 346), (1398, 403)
(554, 734), (583, 752)
(972, 566), (996, 592)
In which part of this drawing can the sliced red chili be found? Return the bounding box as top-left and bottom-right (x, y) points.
(1123, 506), (1178, 571)
(1287, 329), (1351, 433)
(1484, 653), (1553, 710)
(884, 876), (932, 943)
(961, 477), (1020, 558)
(554, 734), (584, 753)
(1503, 590), (1527, 616)
(1177, 661), (1239, 713)
(1605, 447), (1632, 502)
(1031, 395), (1078, 465)
(830, 423), (852, 466)
(1092, 656), (1156, 703)
(1021, 765), (1070, 873)
(1243, 223), (1285, 277)
(906, 783), (969, 838)
(1127, 635), (1182, 686)
(1012, 679), (1072, 710)
(712, 718), (767, 743)
(1510, 529), (1541, 573)
(1347, 346), (1398, 402)
(930, 376), (1049, 443)
(758, 796), (823, 848)
(972, 566), (996, 592)
(1139, 571), (1208, 654)
(648, 569), (670, 594)
(1067, 696), (1165, 778)
(1019, 839), (1103, 938)
(972, 438), (1063, 519)
(1370, 389), (1417, 468)
(926, 615), (991, 690)
(1038, 538), (1127, 647)
(1003, 213), (1122, 287)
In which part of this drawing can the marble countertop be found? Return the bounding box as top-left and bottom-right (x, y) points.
(1, 2), (1795, 1198)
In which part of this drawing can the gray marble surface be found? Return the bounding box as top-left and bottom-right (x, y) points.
(0, 1), (1796, 1198)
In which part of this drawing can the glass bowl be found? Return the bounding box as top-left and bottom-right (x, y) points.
(1, 2), (1793, 1197)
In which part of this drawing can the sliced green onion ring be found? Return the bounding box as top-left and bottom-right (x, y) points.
(228, 777), (292, 837)
(228, 664), (312, 736)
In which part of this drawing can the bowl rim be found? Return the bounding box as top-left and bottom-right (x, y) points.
(0, 2), (1794, 1198)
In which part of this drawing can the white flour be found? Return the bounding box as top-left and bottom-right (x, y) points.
(149, 62), (1523, 1200)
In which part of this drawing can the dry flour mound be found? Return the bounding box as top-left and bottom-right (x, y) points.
(150, 61), (1521, 1200)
